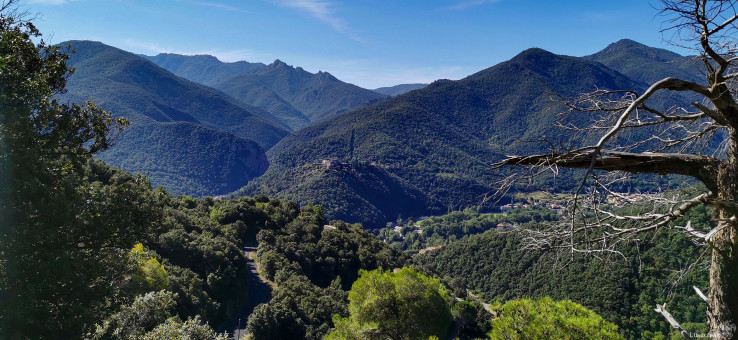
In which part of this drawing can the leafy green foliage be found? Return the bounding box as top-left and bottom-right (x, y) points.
(327, 267), (452, 340)
(141, 316), (229, 340)
(95, 194), (349, 336)
(129, 243), (169, 294)
(248, 273), (348, 339)
(146, 196), (270, 326)
(0, 11), (164, 337)
(89, 290), (228, 340)
(379, 206), (558, 252)
(246, 205), (408, 339)
(90, 290), (178, 339)
(487, 297), (622, 339)
(415, 225), (709, 339)
(451, 300), (493, 338)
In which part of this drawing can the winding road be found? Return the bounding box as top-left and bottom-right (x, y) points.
(229, 244), (273, 339)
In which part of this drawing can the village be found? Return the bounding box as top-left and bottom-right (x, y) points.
(381, 190), (657, 255)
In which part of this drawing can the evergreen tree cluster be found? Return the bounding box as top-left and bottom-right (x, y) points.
(247, 209), (408, 339)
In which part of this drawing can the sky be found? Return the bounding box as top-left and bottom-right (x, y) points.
(21, 0), (692, 89)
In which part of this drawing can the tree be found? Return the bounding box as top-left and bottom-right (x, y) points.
(494, 1), (738, 338)
(0, 1), (160, 337)
(140, 316), (228, 340)
(326, 267), (452, 340)
(487, 298), (621, 340)
(128, 243), (169, 295)
(90, 290), (227, 340)
(90, 290), (178, 340)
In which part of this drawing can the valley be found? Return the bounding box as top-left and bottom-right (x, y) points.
(60, 38), (700, 226)
(5, 1), (734, 338)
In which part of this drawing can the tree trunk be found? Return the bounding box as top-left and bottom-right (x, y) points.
(709, 157), (738, 339)
(708, 224), (738, 339)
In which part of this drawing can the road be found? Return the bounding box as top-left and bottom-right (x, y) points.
(229, 244), (273, 339)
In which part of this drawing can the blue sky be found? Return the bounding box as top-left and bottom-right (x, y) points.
(23, 0), (688, 88)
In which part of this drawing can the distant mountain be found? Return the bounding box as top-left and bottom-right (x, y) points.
(62, 40), (288, 196)
(215, 60), (389, 124)
(373, 83), (428, 96)
(586, 39), (702, 84)
(147, 55), (388, 130)
(143, 53), (265, 87)
(64, 41), (289, 147)
(211, 66), (311, 130)
(241, 47), (648, 227)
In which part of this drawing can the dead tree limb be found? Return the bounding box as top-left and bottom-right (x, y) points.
(655, 303), (693, 339)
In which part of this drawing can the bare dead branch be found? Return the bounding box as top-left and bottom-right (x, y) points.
(655, 303), (693, 339)
(494, 3), (738, 336)
(596, 78), (711, 150)
(693, 102), (730, 125)
(695, 286), (710, 302)
(494, 149), (722, 192)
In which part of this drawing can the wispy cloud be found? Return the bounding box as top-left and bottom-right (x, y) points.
(271, 0), (361, 41)
(447, 0), (500, 10)
(196, 1), (252, 14)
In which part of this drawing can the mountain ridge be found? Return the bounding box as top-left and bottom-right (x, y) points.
(241, 39), (711, 227)
(143, 53), (266, 86)
(373, 83), (428, 96)
(61, 40), (285, 196)
(146, 53), (388, 130)
(586, 38), (703, 84)
(243, 44), (653, 226)
(64, 40), (290, 145)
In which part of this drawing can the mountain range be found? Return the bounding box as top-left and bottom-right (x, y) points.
(239, 39), (702, 227)
(62, 40), (287, 196)
(144, 54), (388, 131)
(61, 39), (701, 224)
(62, 41), (393, 196)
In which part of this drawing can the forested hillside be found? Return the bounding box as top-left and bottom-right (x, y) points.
(416, 227), (708, 339)
(60, 40), (290, 196)
(246, 213), (408, 338)
(243, 46), (658, 227)
(98, 122), (268, 196)
(63, 41), (289, 146)
(378, 204), (711, 339)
